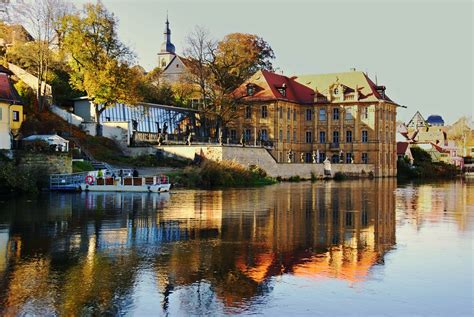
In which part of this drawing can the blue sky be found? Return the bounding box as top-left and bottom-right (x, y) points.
(76, 0), (473, 123)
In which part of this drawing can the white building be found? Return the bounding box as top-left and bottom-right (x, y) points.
(23, 134), (69, 152)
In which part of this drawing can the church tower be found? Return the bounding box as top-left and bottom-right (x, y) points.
(158, 15), (176, 69)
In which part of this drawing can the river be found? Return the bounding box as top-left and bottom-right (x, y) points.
(0, 179), (472, 316)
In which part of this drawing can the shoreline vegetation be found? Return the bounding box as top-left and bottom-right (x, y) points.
(397, 147), (459, 180)
(167, 160), (277, 188)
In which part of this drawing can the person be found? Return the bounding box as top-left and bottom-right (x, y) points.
(119, 169), (123, 178)
(133, 168), (139, 177)
(97, 169), (103, 178)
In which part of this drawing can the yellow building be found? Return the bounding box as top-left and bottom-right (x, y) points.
(230, 69), (400, 177)
(0, 65), (24, 149)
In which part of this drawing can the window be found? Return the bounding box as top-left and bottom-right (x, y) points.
(278, 87), (286, 97)
(306, 109), (312, 121)
(346, 153), (353, 164)
(279, 129), (283, 141)
(319, 131), (326, 143)
(305, 152), (312, 163)
(361, 209), (368, 226)
(293, 129), (297, 142)
(331, 154), (339, 163)
(279, 107), (283, 118)
(362, 153), (368, 164)
(362, 107), (368, 119)
(305, 131), (312, 143)
(385, 131), (389, 143)
(261, 129), (268, 141)
(247, 84), (255, 96)
(345, 212), (354, 227)
(334, 88), (339, 95)
(287, 108), (291, 120)
(333, 108), (339, 120)
(293, 109), (297, 121)
(333, 131), (339, 144)
(362, 130), (368, 143)
(319, 152), (326, 163)
(287, 129), (290, 142)
(245, 129), (251, 141)
(245, 106), (251, 119)
(346, 130), (352, 143)
(261, 105), (268, 118)
(0, 108), (3, 120)
(230, 129), (237, 140)
(12, 111), (20, 122)
(345, 108), (353, 120)
(319, 108), (327, 121)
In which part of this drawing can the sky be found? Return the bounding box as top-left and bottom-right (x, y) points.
(72, 0), (472, 123)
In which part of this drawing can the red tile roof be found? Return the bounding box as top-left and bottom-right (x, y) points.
(234, 70), (315, 104)
(0, 73), (22, 104)
(397, 142), (409, 155)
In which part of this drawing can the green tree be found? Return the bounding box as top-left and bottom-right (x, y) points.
(61, 2), (139, 135)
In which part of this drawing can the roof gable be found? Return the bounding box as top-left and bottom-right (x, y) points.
(295, 71), (394, 103)
(407, 111), (428, 129)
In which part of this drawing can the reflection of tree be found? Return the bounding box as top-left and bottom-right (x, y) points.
(0, 182), (398, 315)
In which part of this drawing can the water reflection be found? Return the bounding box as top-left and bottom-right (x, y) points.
(0, 179), (417, 315)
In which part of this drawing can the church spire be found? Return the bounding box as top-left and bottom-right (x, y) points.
(161, 13), (175, 54)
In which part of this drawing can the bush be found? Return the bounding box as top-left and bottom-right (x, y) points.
(167, 160), (275, 188)
(397, 147), (460, 179)
(0, 160), (46, 193)
(287, 175), (301, 182)
(333, 172), (347, 181)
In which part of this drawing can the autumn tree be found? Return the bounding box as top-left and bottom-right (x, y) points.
(61, 2), (139, 135)
(183, 28), (275, 135)
(11, 0), (74, 111)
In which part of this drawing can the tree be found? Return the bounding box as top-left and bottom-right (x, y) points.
(61, 2), (139, 135)
(12, 0), (74, 111)
(183, 28), (275, 135)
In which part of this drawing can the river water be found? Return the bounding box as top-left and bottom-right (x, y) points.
(0, 180), (472, 316)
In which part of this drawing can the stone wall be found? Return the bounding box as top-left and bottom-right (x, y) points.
(18, 152), (72, 175)
(157, 145), (375, 178)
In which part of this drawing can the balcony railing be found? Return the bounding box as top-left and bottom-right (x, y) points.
(131, 131), (274, 148)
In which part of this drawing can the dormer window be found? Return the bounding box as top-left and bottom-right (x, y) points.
(246, 84), (255, 96)
(334, 88), (339, 95)
(277, 83), (287, 97)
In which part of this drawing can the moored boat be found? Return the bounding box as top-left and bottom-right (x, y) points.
(79, 174), (171, 193)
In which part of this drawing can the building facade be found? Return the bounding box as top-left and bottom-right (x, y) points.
(0, 65), (23, 149)
(230, 69), (399, 177)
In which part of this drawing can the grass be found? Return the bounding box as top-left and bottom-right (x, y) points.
(72, 160), (94, 173)
(167, 160), (276, 188)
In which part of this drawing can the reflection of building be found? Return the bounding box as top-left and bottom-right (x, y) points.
(0, 183), (397, 314)
(231, 69), (400, 177)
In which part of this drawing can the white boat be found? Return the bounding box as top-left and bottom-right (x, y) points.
(79, 173), (171, 193)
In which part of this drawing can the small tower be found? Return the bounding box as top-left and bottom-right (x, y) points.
(158, 15), (176, 69)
